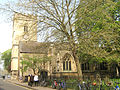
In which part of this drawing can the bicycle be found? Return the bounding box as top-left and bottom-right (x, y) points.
(57, 80), (67, 90)
(74, 80), (85, 90)
(74, 82), (82, 90)
(52, 79), (58, 89)
(114, 82), (120, 90)
(105, 81), (114, 90)
(85, 81), (91, 90)
(40, 80), (48, 87)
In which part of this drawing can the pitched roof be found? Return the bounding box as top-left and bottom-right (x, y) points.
(19, 41), (70, 54)
(19, 41), (51, 54)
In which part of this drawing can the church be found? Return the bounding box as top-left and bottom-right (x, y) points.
(11, 13), (118, 80)
(11, 13), (78, 80)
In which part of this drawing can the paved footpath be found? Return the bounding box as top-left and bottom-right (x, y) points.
(6, 79), (55, 90)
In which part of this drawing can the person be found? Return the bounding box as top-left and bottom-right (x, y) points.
(34, 74), (39, 86)
(19, 76), (23, 82)
(28, 75), (31, 86)
(30, 74), (34, 87)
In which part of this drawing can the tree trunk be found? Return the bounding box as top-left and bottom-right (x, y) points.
(33, 69), (36, 75)
(116, 66), (119, 77)
(75, 56), (83, 80)
(72, 49), (83, 80)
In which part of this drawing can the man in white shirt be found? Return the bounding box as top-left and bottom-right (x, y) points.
(34, 74), (39, 86)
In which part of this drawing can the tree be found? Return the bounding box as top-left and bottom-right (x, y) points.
(1, 49), (11, 73)
(3, 0), (119, 79)
(6, 0), (83, 79)
(21, 55), (51, 75)
(76, 0), (120, 64)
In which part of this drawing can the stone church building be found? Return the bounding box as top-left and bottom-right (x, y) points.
(11, 13), (78, 79)
(11, 13), (118, 80)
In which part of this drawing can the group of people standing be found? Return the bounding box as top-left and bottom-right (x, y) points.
(28, 74), (39, 87)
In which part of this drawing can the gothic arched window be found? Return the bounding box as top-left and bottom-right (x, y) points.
(63, 54), (72, 71)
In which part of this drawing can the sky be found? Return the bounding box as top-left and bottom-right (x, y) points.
(0, 23), (12, 53)
(0, 0), (15, 53)
(0, 0), (16, 70)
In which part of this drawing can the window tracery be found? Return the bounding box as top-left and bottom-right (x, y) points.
(63, 54), (72, 71)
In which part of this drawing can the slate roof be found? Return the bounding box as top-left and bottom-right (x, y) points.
(19, 41), (51, 54)
(19, 41), (70, 54)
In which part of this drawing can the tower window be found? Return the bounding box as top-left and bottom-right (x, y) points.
(24, 26), (28, 32)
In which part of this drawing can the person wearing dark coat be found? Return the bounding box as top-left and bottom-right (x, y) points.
(30, 74), (34, 87)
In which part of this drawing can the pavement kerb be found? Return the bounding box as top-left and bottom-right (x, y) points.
(6, 80), (37, 90)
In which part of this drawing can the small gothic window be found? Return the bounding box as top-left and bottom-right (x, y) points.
(100, 62), (107, 70)
(81, 63), (89, 70)
(24, 26), (28, 32)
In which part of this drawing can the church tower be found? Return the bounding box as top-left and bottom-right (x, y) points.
(11, 13), (37, 79)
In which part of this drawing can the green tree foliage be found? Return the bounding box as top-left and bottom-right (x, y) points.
(1, 49), (11, 73)
(21, 55), (51, 75)
(76, 0), (120, 64)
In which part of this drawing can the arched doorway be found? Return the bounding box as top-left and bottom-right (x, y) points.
(40, 70), (48, 81)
